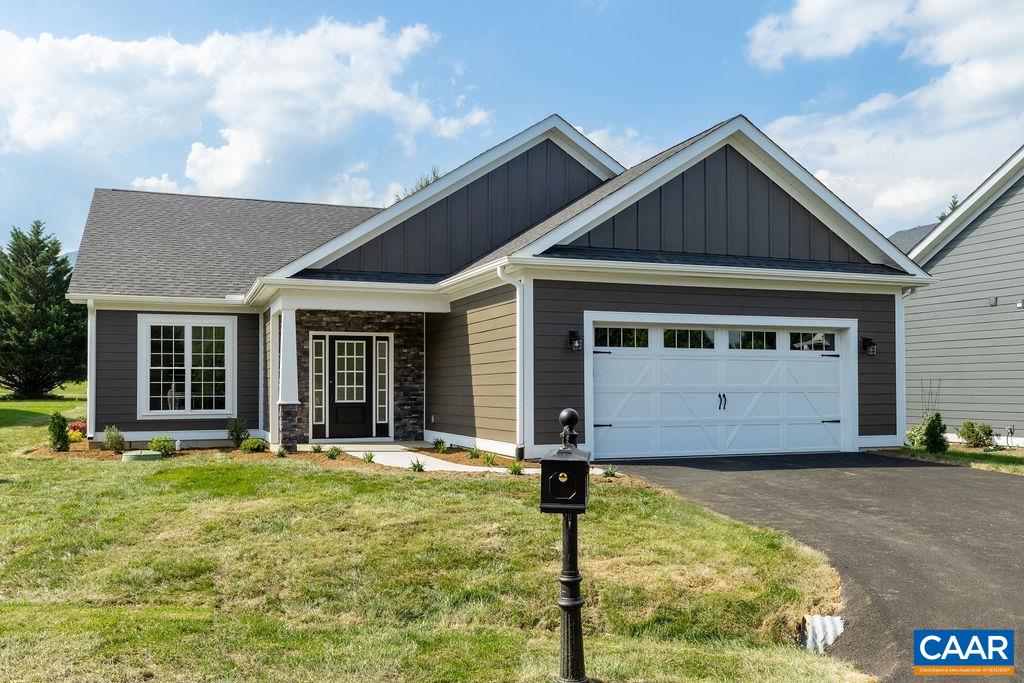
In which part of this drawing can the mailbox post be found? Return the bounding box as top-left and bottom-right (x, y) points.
(540, 408), (590, 683)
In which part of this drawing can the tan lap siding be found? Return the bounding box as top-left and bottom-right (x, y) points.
(425, 285), (517, 443)
(532, 280), (897, 445)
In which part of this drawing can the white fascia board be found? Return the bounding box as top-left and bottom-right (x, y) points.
(909, 143), (1024, 264)
(69, 292), (253, 313)
(509, 255), (925, 290)
(265, 115), (624, 280)
(519, 116), (929, 280)
(272, 287), (450, 313)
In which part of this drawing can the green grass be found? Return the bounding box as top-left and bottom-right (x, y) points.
(0, 453), (864, 681)
(0, 381), (86, 456)
(898, 445), (1024, 476)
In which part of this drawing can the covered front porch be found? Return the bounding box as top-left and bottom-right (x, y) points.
(265, 306), (432, 450)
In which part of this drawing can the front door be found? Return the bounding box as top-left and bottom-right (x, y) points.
(328, 335), (374, 439)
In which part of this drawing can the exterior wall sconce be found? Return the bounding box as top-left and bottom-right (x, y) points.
(862, 337), (878, 357)
(567, 330), (583, 352)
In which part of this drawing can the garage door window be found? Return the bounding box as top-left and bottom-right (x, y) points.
(595, 326), (649, 348)
(664, 328), (714, 349)
(790, 332), (836, 351)
(728, 330), (777, 350)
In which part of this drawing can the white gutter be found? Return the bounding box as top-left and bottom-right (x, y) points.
(496, 264), (526, 457)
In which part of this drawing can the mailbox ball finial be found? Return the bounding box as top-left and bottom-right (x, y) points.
(559, 408), (579, 429)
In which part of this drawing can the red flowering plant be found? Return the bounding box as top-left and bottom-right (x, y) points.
(67, 421), (87, 434)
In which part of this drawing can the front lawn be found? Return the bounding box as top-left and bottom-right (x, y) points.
(0, 452), (863, 681)
(881, 445), (1024, 477)
(0, 381), (86, 456)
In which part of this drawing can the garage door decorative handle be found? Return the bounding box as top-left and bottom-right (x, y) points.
(718, 393), (723, 410)
(594, 423), (613, 428)
(821, 419), (841, 423)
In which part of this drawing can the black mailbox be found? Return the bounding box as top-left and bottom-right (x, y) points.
(540, 408), (590, 514)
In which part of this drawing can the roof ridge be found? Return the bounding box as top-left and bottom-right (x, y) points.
(102, 187), (384, 211)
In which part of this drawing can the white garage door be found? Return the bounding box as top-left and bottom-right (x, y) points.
(591, 324), (844, 458)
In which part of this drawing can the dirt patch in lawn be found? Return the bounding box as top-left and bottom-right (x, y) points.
(411, 446), (519, 468)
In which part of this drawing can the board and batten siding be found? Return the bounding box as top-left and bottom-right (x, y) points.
(533, 280), (896, 445)
(323, 140), (601, 277)
(425, 285), (517, 443)
(93, 310), (260, 434)
(569, 145), (866, 264)
(906, 174), (1024, 431)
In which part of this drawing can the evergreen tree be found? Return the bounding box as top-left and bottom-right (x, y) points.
(0, 221), (86, 397)
(937, 193), (961, 221)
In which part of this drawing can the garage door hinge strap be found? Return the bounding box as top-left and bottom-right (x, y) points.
(821, 419), (841, 423)
(593, 350), (612, 354)
(821, 353), (840, 357)
(594, 424), (613, 428)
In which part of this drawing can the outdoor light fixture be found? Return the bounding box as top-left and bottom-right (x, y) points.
(567, 330), (583, 352)
(862, 337), (878, 357)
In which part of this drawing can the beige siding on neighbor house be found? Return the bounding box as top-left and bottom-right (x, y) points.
(426, 285), (517, 443)
(906, 175), (1024, 431)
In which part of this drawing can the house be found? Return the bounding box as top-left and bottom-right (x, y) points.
(67, 114), (928, 459)
(891, 143), (1024, 444)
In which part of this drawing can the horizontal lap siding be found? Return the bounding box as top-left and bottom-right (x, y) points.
(532, 280), (896, 444)
(906, 175), (1024, 430)
(94, 310), (260, 433)
(426, 285), (517, 443)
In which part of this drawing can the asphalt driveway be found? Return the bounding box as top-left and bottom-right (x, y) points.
(618, 452), (1024, 681)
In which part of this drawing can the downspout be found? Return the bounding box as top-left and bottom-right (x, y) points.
(496, 264), (526, 460)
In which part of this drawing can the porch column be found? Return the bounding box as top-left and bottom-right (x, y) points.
(278, 308), (301, 405)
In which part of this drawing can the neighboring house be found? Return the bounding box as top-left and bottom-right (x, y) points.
(67, 114), (928, 459)
(891, 143), (1024, 444)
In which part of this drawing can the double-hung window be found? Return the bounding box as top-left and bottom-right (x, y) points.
(137, 314), (236, 418)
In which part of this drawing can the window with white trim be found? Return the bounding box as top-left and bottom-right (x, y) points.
(790, 331), (836, 351)
(594, 326), (649, 348)
(663, 328), (714, 349)
(138, 315), (235, 417)
(728, 330), (777, 350)
(335, 340), (365, 403)
(312, 338), (325, 424)
(376, 339), (388, 424)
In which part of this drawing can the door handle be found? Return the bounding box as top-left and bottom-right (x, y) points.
(718, 393), (723, 410)
(723, 393), (727, 410)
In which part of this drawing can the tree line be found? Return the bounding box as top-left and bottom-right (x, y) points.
(0, 221), (85, 397)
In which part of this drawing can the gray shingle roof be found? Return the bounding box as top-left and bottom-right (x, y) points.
(888, 223), (937, 254)
(464, 116), (740, 269)
(68, 190), (381, 298)
(543, 245), (906, 276)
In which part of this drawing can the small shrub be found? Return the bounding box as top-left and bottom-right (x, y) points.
(311, 444), (323, 453)
(325, 447), (341, 460)
(48, 412), (70, 452)
(433, 438), (448, 454)
(905, 422), (926, 448)
(68, 429), (84, 443)
(410, 458), (425, 472)
(226, 418), (249, 448)
(275, 447), (287, 458)
(148, 436), (175, 457)
(239, 437), (268, 453)
(507, 461), (524, 475)
(956, 420), (994, 448)
(483, 453), (497, 466)
(603, 465), (618, 478)
(467, 447), (480, 459)
(921, 412), (949, 453)
(103, 425), (125, 454)
(362, 452), (375, 462)
(67, 421), (87, 434)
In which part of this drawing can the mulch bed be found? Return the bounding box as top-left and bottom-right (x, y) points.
(410, 446), (518, 468)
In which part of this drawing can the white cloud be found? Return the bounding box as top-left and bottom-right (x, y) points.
(578, 125), (658, 167)
(0, 19), (492, 196)
(322, 172), (379, 206)
(433, 106), (492, 139)
(749, 0), (1024, 232)
(130, 173), (184, 193)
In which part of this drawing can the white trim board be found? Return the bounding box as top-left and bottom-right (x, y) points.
(581, 311), (861, 459)
(424, 429), (518, 457)
(96, 429), (268, 442)
(520, 116), (928, 280)
(266, 115), (624, 280)
(86, 299), (96, 438)
(909, 142), (1024, 265)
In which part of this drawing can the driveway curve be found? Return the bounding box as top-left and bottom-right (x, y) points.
(618, 452), (1024, 681)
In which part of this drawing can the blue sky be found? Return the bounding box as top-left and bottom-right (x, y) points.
(2, 0), (1022, 251)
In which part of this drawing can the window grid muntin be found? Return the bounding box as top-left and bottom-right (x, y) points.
(335, 340), (365, 403)
(728, 330), (777, 350)
(312, 338), (325, 424)
(663, 328), (715, 349)
(790, 331), (836, 351)
(594, 326), (649, 348)
(149, 325), (186, 411)
(376, 339), (388, 424)
(190, 325), (226, 411)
